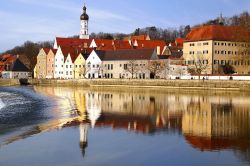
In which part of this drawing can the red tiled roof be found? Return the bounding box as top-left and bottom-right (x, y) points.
(186, 25), (250, 42)
(175, 38), (184, 47)
(113, 40), (132, 50)
(135, 40), (166, 54)
(123, 34), (149, 41)
(4, 56), (17, 64)
(51, 49), (57, 54)
(56, 37), (92, 49)
(43, 48), (51, 54)
(94, 39), (114, 51)
(1, 54), (13, 60)
(60, 47), (83, 63)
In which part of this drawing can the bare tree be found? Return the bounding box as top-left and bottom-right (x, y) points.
(147, 60), (167, 79)
(125, 60), (141, 79)
(76, 64), (90, 79)
(188, 54), (210, 79)
(97, 62), (106, 78)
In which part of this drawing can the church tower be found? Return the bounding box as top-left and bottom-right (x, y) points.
(80, 4), (89, 39)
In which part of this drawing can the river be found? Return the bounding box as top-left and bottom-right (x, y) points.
(0, 86), (249, 166)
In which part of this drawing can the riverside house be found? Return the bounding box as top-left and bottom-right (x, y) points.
(183, 25), (250, 74)
(36, 48), (50, 79)
(46, 49), (57, 79)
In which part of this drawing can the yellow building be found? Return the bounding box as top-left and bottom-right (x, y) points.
(183, 25), (250, 74)
(74, 53), (86, 79)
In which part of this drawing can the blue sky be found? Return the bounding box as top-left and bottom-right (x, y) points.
(0, 0), (249, 52)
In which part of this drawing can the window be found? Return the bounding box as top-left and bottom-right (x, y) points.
(124, 64), (128, 70)
(111, 64), (113, 70)
(203, 42), (209, 46)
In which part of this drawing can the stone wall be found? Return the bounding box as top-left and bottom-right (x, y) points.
(2, 78), (250, 91)
(29, 79), (250, 91)
(0, 79), (20, 86)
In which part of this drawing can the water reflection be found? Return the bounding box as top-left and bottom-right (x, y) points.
(1, 86), (250, 164)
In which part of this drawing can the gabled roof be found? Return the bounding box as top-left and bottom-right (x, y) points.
(95, 48), (156, 61)
(51, 49), (57, 54)
(185, 25), (250, 42)
(9, 59), (30, 72)
(43, 48), (51, 54)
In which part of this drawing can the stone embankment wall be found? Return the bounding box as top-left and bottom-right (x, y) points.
(2, 78), (250, 91)
(0, 79), (20, 86)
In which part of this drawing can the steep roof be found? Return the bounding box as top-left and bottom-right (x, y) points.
(185, 25), (250, 42)
(10, 59), (30, 72)
(96, 48), (156, 61)
(51, 49), (57, 54)
(43, 48), (51, 54)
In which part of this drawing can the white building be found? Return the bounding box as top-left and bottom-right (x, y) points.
(54, 47), (67, 79)
(86, 50), (102, 79)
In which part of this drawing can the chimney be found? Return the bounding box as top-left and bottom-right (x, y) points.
(157, 46), (161, 55)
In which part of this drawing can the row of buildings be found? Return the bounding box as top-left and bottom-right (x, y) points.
(1, 4), (249, 79)
(34, 4), (249, 80)
(34, 5), (187, 79)
(35, 37), (186, 79)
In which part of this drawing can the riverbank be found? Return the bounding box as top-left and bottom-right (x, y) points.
(1, 78), (250, 91)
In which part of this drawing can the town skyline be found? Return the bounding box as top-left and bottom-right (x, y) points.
(0, 0), (249, 52)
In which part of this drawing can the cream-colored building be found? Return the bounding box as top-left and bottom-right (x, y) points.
(183, 25), (250, 74)
(37, 48), (50, 79)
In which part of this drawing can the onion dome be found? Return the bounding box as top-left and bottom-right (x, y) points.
(80, 5), (89, 20)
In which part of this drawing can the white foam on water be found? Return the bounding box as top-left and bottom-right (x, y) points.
(0, 99), (5, 110)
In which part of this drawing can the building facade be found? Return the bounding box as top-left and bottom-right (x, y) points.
(36, 48), (49, 79)
(183, 25), (250, 74)
(46, 49), (57, 79)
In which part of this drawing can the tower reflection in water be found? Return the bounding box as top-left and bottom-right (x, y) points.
(12, 87), (250, 163)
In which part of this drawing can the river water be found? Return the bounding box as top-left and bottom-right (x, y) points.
(0, 86), (249, 166)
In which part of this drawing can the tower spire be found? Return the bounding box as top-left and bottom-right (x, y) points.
(80, 2), (89, 39)
(218, 12), (224, 25)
